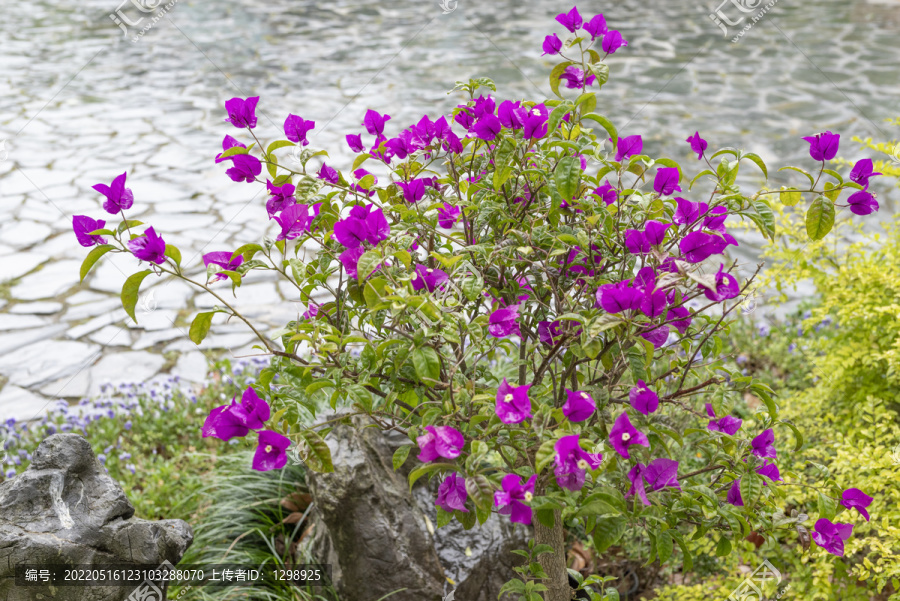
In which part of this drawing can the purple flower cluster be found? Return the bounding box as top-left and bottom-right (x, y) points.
(542, 7), (628, 57)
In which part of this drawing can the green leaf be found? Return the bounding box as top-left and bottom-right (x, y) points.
(79, 244), (115, 282)
(266, 140), (296, 155)
(581, 113), (617, 146)
(806, 196), (835, 241)
(575, 499), (619, 519)
(780, 420), (804, 451)
(356, 250), (382, 281)
(535, 508), (556, 529)
(351, 153), (370, 171)
(592, 516), (627, 552)
(164, 244), (182, 267)
(671, 532), (693, 572)
(392, 444), (412, 471)
(460, 270), (484, 302)
(549, 61), (576, 98)
(408, 462), (451, 490)
(656, 531), (674, 564)
(817, 492), (837, 521)
(121, 270), (153, 323)
(752, 199), (776, 241)
(575, 91), (597, 114)
(218, 145), (250, 160)
(466, 475), (493, 510)
(188, 311), (216, 345)
(547, 104), (571, 135)
(742, 153), (768, 178)
(780, 187), (802, 206)
(535, 438), (556, 474)
(586, 63), (609, 87)
(715, 536), (732, 557)
(554, 157), (581, 200)
(411, 347), (441, 385)
(779, 165), (816, 188)
(740, 473), (764, 509)
(296, 429), (334, 473)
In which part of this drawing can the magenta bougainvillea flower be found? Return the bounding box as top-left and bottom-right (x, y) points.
(73, 216), (107, 247)
(542, 33), (563, 56)
(266, 180), (296, 217)
(613, 134), (642, 162)
(592, 181), (618, 205)
(653, 167), (682, 196)
(705, 403), (742, 435)
(847, 190), (879, 216)
(276, 203), (318, 241)
(597, 280), (644, 314)
(686, 131), (707, 160)
(641, 325), (670, 349)
(339, 247), (365, 278)
(215, 135), (247, 162)
(849, 158), (881, 188)
(472, 114), (503, 141)
(559, 66), (596, 89)
(495, 378), (532, 424)
(224, 96), (259, 129)
(841, 488), (873, 521)
(562, 390), (596, 422)
(625, 220), (671, 254)
(679, 230), (730, 263)
(673, 197), (706, 225)
(524, 105), (549, 139)
(703, 206), (728, 233)
(202, 386), (270, 440)
(555, 6), (583, 32)
(93, 172), (134, 215)
(252, 430), (291, 471)
(363, 109), (391, 136)
(302, 302), (319, 320)
(224, 153), (262, 183)
(333, 204), (389, 248)
(284, 114), (315, 145)
(812, 519), (853, 556)
(700, 264), (741, 302)
(489, 306), (520, 338)
(666, 305), (692, 334)
(203, 251), (244, 281)
(397, 178), (427, 203)
(554, 434), (602, 491)
(437, 203), (461, 228)
(756, 460), (783, 484)
(127, 227), (166, 264)
(346, 134), (364, 153)
(629, 380), (659, 415)
(494, 473), (536, 525)
(498, 101), (526, 130)
(802, 131), (840, 161)
(417, 425), (465, 462)
(436, 472), (468, 513)
(727, 479), (743, 506)
(538, 320), (576, 347)
(584, 14), (607, 39)
(317, 163), (339, 184)
(627, 458), (681, 505)
(751, 428), (776, 459)
(411, 265), (449, 292)
(609, 412), (650, 458)
(601, 30), (628, 54)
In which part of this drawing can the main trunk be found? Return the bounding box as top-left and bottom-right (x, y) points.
(533, 508), (570, 601)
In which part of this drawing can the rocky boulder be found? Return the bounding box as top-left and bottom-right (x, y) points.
(0, 433), (193, 600)
(304, 415), (527, 601)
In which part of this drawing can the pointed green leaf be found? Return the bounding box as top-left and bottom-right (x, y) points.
(188, 311), (216, 345)
(412, 347), (441, 385)
(121, 270), (153, 323)
(392, 444), (412, 471)
(296, 428), (334, 473)
(80, 244), (115, 282)
(806, 196), (835, 241)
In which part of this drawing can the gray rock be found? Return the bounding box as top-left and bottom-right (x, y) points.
(304, 415), (527, 601)
(0, 434), (193, 601)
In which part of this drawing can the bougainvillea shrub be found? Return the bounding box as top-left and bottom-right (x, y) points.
(71, 6), (883, 600)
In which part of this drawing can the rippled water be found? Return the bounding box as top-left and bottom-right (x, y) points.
(1, 0), (899, 416)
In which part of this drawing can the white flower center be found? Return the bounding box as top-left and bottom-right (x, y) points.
(426, 268), (433, 273)
(532, 109), (541, 116)
(524, 491), (533, 502)
(265, 445), (273, 453)
(621, 433), (631, 442)
(580, 392), (589, 399)
(577, 459), (589, 469)
(504, 394), (514, 402)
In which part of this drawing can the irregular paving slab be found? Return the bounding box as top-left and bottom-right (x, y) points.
(0, 385), (50, 422)
(0, 252), (47, 284)
(86, 351), (167, 398)
(9, 260), (82, 301)
(0, 339), (100, 389)
(7, 301), (64, 315)
(0, 434), (193, 601)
